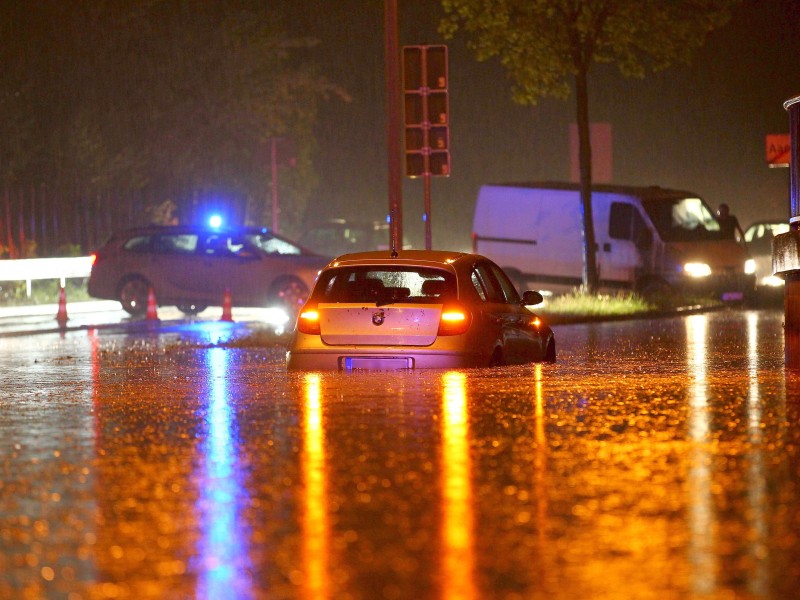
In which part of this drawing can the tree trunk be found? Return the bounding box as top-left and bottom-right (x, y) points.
(575, 68), (598, 293)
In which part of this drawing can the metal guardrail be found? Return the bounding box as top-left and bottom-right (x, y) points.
(0, 256), (92, 297)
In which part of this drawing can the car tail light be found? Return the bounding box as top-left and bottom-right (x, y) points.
(437, 305), (471, 336)
(90, 253), (98, 266)
(297, 304), (321, 335)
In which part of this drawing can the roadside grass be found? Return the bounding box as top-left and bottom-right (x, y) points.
(538, 289), (721, 320)
(539, 290), (653, 317)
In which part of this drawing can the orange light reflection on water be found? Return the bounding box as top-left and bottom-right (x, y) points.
(441, 371), (476, 600)
(685, 314), (717, 595)
(533, 364), (548, 556)
(746, 312), (768, 596)
(302, 373), (330, 600)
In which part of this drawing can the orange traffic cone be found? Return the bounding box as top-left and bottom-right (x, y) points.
(220, 288), (233, 322)
(55, 286), (68, 327)
(145, 286), (159, 321)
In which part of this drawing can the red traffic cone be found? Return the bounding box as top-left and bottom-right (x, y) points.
(220, 288), (233, 322)
(55, 286), (68, 327)
(145, 286), (159, 321)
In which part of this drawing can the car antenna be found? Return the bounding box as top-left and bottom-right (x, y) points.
(389, 209), (399, 258)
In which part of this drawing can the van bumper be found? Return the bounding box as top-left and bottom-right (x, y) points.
(669, 272), (756, 301)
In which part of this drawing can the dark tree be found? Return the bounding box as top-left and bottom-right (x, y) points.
(441, 0), (737, 292)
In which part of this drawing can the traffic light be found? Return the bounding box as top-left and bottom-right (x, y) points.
(402, 45), (450, 178)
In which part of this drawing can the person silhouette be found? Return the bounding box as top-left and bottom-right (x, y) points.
(716, 203), (742, 240)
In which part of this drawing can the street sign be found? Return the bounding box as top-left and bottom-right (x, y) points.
(766, 133), (791, 167)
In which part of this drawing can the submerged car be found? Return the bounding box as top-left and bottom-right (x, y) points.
(744, 220), (790, 290)
(286, 250), (555, 370)
(88, 225), (329, 316)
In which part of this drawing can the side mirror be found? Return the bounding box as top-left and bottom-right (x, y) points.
(521, 290), (543, 306)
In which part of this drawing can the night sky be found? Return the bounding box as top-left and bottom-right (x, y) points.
(286, 0), (800, 250)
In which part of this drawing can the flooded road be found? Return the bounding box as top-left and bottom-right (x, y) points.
(1, 309), (799, 599)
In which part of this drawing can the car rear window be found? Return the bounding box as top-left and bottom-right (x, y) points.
(315, 267), (456, 304)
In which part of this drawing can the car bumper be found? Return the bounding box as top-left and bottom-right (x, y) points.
(286, 347), (488, 370)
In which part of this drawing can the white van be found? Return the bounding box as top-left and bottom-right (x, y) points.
(472, 182), (755, 301)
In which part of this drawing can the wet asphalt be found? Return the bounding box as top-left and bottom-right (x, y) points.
(1, 308), (799, 599)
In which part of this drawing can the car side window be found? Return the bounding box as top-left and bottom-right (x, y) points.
(253, 234), (302, 255)
(609, 202), (633, 240)
(123, 235), (151, 252)
(609, 202), (652, 250)
(203, 234), (230, 256)
(202, 234), (253, 257)
(472, 264), (505, 303)
(489, 264), (521, 304)
(470, 271), (487, 301)
(153, 234), (198, 254)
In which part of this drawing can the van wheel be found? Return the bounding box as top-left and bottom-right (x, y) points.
(269, 277), (309, 316)
(544, 338), (556, 363)
(489, 347), (505, 367)
(119, 276), (150, 316)
(637, 277), (672, 300)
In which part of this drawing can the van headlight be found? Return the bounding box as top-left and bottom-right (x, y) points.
(684, 262), (712, 278)
(760, 274), (784, 287)
(744, 259), (756, 275)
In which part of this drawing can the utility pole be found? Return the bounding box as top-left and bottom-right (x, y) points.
(270, 137), (280, 233)
(385, 0), (403, 253)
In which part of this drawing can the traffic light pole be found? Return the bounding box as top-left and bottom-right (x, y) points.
(402, 45), (450, 252)
(270, 137), (280, 233)
(424, 172), (432, 250)
(385, 0), (403, 255)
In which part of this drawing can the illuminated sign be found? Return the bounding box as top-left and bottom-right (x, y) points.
(766, 133), (790, 167)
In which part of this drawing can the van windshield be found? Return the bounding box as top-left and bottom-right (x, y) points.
(641, 197), (721, 242)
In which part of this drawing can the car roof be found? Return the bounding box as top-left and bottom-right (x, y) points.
(326, 249), (479, 268)
(112, 224), (275, 235)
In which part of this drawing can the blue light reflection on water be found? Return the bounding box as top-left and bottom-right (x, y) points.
(195, 347), (254, 599)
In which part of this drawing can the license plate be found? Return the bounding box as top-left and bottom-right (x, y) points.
(343, 357), (413, 371)
(722, 291), (744, 302)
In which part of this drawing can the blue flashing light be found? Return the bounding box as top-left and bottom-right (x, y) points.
(208, 215), (223, 229)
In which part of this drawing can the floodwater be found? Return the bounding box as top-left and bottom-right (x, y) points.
(1, 309), (799, 599)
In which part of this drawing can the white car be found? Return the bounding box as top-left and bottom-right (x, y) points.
(744, 220), (790, 289)
(286, 250), (555, 370)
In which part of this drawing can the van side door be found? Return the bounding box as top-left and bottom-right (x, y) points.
(601, 202), (652, 286)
